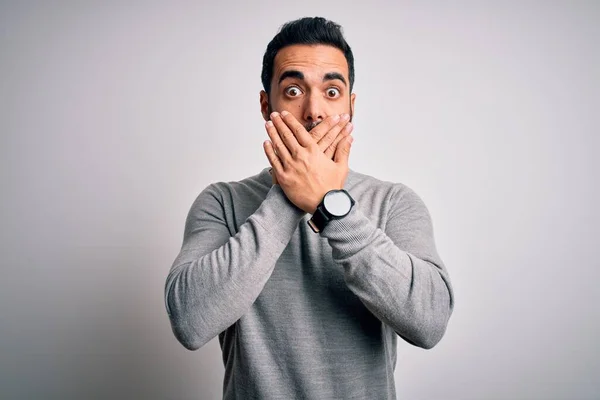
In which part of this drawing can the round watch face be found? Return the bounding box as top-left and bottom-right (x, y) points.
(323, 190), (352, 217)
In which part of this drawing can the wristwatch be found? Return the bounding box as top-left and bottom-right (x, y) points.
(308, 189), (355, 233)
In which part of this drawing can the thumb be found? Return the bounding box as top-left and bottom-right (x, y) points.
(334, 135), (353, 164)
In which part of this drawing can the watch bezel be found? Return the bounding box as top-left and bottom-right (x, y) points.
(323, 190), (353, 217)
(307, 189), (355, 234)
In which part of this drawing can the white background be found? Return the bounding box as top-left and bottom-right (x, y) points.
(1, 1), (598, 399)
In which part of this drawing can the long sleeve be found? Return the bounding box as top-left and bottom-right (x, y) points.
(164, 183), (305, 350)
(321, 185), (454, 349)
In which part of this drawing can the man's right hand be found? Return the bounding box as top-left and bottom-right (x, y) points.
(312, 114), (353, 159)
(269, 113), (353, 185)
(264, 111), (353, 214)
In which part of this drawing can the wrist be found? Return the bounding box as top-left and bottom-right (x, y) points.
(307, 189), (355, 233)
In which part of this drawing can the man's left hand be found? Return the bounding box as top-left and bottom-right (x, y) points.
(263, 111), (354, 214)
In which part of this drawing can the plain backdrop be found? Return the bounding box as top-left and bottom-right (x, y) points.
(1, 1), (598, 399)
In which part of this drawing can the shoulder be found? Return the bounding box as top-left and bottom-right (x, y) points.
(193, 169), (270, 200)
(347, 169), (431, 218)
(348, 169), (424, 202)
(210, 168), (271, 195)
(187, 168), (271, 214)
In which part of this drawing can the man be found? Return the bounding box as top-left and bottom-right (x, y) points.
(165, 17), (454, 399)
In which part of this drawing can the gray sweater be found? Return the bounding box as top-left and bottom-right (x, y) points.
(165, 167), (454, 399)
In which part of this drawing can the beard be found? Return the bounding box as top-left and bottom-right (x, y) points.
(305, 121), (321, 132)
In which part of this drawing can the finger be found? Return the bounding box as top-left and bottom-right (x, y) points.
(321, 121), (352, 155)
(324, 132), (347, 159)
(265, 120), (291, 164)
(271, 112), (303, 155)
(279, 111), (314, 148)
(324, 123), (353, 158)
(263, 140), (284, 173)
(334, 135), (354, 165)
(310, 114), (342, 143)
(317, 114), (351, 152)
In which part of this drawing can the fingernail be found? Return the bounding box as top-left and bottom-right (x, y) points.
(332, 114), (340, 122)
(270, 112), (279, 119)
(281, 110), (289, 117)
(266, 120), (273, 127)
(341, 114), (350, 121)
(349, 136), (354, 143)
(345, 122), (353, 131)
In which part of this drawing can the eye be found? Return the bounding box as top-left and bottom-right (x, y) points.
(326, 88), (341, 98)
(285, 86), (303, 97)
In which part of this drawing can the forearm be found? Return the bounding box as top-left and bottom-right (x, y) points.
(322, 208), (454, 349)
(165, 185), (305, 350)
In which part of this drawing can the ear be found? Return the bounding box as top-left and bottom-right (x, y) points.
(260, 90), (270, 121)
(350, 92), (356, 116)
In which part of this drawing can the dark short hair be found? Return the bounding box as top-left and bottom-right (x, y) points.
(261, 17), (355, 95)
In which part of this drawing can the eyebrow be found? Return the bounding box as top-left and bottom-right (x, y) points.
(323, 72), (347, 87)
(278, 70), (347, 87)
(278, 70), (304, 85)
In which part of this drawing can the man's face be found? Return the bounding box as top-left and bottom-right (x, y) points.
(260, 44), (355, 132)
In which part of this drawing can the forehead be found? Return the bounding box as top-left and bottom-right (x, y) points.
(273, 44), (349, 84)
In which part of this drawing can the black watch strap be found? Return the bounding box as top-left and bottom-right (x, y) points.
(307, 206), (329, 233)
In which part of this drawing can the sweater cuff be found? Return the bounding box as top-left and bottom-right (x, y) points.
(249, 185), (306, 246)
(320, 206), (377, 256)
